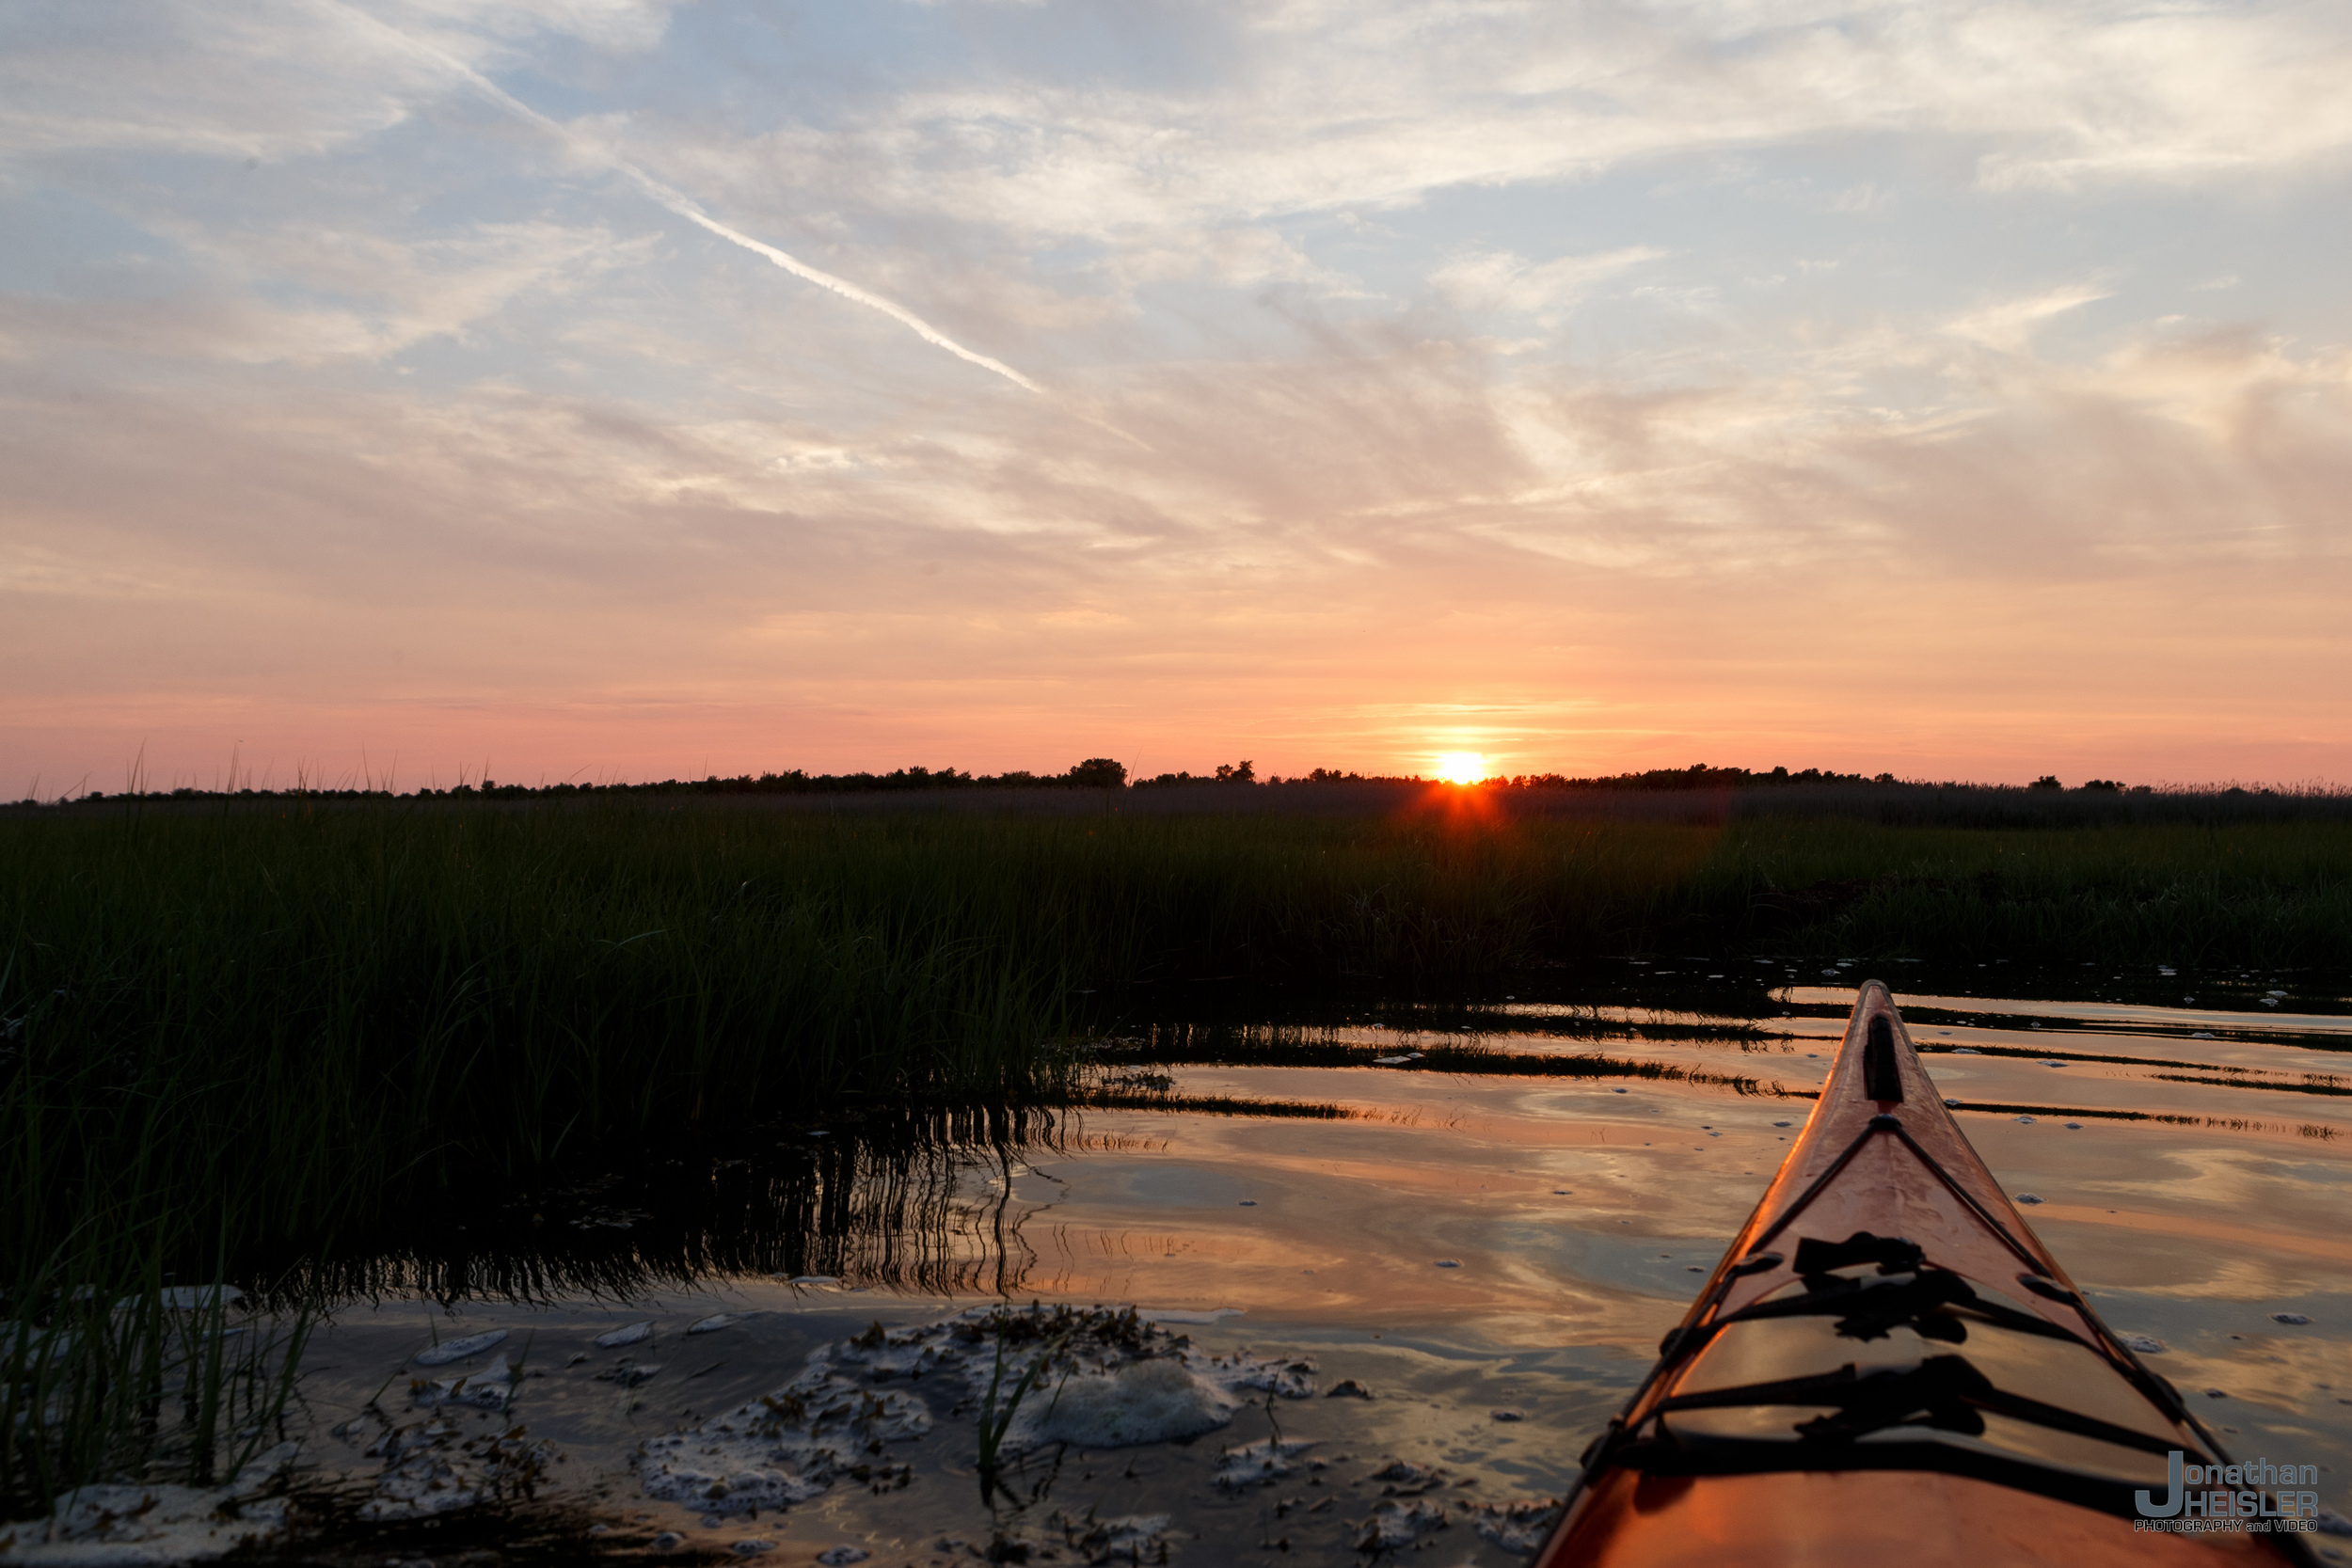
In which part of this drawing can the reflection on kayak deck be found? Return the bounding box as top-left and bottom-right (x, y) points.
(170, 973), (2352, 1565)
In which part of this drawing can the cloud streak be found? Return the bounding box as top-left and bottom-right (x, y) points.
(314, 0), (1042, 394)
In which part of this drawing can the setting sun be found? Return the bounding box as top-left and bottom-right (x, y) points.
(1436, 752), (1488, 785)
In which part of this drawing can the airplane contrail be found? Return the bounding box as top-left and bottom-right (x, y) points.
(319, 0), (1042, 394)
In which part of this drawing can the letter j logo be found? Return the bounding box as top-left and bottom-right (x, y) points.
(2137, 1450), (2185, 1518)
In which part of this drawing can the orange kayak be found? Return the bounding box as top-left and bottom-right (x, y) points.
(1532, 981), (2319, 1566)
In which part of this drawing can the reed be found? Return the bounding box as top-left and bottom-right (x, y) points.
(6, 803), (2346, 1271)
(1, 1216), (312, 1522)
(6, 804), (2347, 1271)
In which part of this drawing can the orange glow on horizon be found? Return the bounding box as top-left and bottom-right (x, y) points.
(1436, 752), (1487, 785)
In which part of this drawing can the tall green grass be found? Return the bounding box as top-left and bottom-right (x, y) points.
(3, 1222), (311, 1523)
(1693, 817), (2352, 966)
(6, 801), (2348, 1269)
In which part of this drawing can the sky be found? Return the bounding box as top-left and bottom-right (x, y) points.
(5, 0), (2350, 795)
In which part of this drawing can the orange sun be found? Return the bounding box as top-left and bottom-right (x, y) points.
(1436, 752), (1487, 785)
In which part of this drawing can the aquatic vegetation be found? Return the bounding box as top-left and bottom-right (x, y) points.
(975, 1323), (1079, 1503)
(4, 800), (2343, 1277)
(0, 1224), (311, 1528)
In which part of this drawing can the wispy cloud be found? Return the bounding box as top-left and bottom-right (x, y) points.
(5, 0), (2352, 786)
(318, 0), (1044, 393)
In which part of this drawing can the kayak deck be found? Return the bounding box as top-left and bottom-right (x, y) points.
(1532, 980), (2308, 1566)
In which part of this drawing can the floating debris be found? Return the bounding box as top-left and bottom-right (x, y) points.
(688, 1314), (736, 1335)
(732, 1542), (775, 1557)
(2272, 1312), (2313, 1325)
(782, 1275), (841, 1286)
(637, 1371), (926, 1515)
(815, 1549), (868, 1566)
(640, 1304), (1308, 1515)
(1950, 1047), (1980, 1055)
(1237, 1199), (1258, 1207)
(593, 1361), (662, 1387)
(1433, 1259), (1462, 1269)
(1327, 1379), (1375, 1399)
(990, 1511), (1176, 1566)
(1471, 1498), (1564, 1553)
(145, 1285), (246, 1312)
(1944, 1098), (1962, 1108)
(0, 1444), (297, 1563)
(1352, 1497), (1447, 1550)
(2015, 1116), (2037, 1124)
(1213, 1437), (1317, 1489)
(413, 1328), (509, 1367)
(360, 1420), (554, 1520)
(2015, 1194), (2044, 1205)
(1198, 1347), (1317, 1401)
(2121, 1335), (2166, 1354)
(595, 1321), (655, 1349)
(1368, 1460), (1443, 1492)
(410, 1354), (519, 1410)
(1490, 1408), (1525, 1421)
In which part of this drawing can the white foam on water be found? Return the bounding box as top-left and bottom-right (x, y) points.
(1024, 1357), (1231, 1449)
(409, 1353), (516, 1410)
(1352, 1497), (1446, 1549)
(594, 1321), (653, 1349)
(1212, 1437), (1317, 1489)
(1135, 1307), (1243, 1324)
(636, 1370), (930, 1515)
(1471, 1498), (1564, 1552)
(411, 1328), (507, 1366)
(357, 1420), (556, 1521)
(0, 1444), (298, 1565)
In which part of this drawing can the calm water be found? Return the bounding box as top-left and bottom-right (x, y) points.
(171, 969), (2352, 1563)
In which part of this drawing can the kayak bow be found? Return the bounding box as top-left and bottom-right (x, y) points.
(1533, 980), (2316, 1566)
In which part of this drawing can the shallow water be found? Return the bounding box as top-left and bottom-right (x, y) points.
(55, 969), (2352, 1565)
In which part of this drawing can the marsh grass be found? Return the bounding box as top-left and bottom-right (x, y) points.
(5, 803), (2347, 1265)
(975, 1323), (1076, 1505)
(2, 1221), (312, 1521)
(1708, 817), (2352, 966)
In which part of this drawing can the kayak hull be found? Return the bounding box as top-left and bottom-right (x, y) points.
(1553, 1467), (2286, 1566)
(1531, 981), (2313, 1567)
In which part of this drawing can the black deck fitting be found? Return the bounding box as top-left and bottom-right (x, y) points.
(1864, 1014), (1904, 1101)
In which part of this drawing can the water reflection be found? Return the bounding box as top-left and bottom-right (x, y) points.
(236, 972), (2352, 1561)
(264, 1094), (1362, 1310)
(268, 1103), (1072, 1307)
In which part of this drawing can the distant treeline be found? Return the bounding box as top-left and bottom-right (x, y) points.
(21, 757), (2250, 806)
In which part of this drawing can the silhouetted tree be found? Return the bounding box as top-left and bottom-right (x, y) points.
(1066, 757), (1128, 789)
